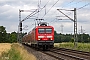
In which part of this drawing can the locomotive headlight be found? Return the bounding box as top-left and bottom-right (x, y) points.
(50, 38), (53, 40)
(38, 38), (40, 40)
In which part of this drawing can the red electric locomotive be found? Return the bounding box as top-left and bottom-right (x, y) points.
(22, 22), (54, 50)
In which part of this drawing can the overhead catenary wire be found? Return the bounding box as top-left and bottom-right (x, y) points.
(55, 0), (90, 22)
(68, 0), (75, 4)
(21, 9), (38, 22)
(40, 0), (75, 20)
(61, 0), (88, 9)
(22, 0), (90, 23)
(22, 0), (50, 22)
(68, 0), (84, 8)
(48, 0), (77, 23)
(66, 0), (90, 10)
(72, 0), (83, 6)
(61, 0), (75, 8)
(45, 9), (58, 21)
(41, 0), (60, 18)
(37, 0), (50, 18)
(23, 0), (90, 21)
(78, 3), (90, 10)
(42, 0), (75, 22)
(45, 0), (76, 24)
(38, 0), (75, 22)
(38, 0), (48, 10)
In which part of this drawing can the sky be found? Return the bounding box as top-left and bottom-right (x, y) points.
(0, 0), (90, 34)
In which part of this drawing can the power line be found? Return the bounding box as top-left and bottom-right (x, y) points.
(42, 0), (60, 18)
(37, 0), (50, 18)
(68, 0), (75, 4)
(69, 0), (84, 8)
(62, 0), (88, 9)
(42, 1), (50, 9)
(45, 9), (58, 21)
(38, 0), (50, 12)
(38, 0), (49, 10)
(61, 0), (75, 8)
(50, 18), (58, 23)
(22, 1), (50, 22)
(73, 0), (83, 5)
(21, 9), (38, 22)
(78, 3), (90, 10)
(45, 0), (80, 22)
(42, 0), (75, 23)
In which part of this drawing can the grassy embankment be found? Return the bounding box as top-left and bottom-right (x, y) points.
(54, 42), (90, 52)
(0, 43), (36, 60)
(0, 43), (11, 57)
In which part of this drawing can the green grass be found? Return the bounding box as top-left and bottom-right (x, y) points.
(54, 42), (90, 52)
(8, 47), (22, 60)
(77, 43), (90, 52)
(0, 44), (22, 60)
(0, 43), (36, 60)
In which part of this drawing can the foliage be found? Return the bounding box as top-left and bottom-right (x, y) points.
(0, 26), (7, 43)
(9, 32), (17, 43)
(0, 26), (18, 43)
(54, 42), (90, 52)
(8, 47), (22, 60)
(54, 31), (90, 43)
(78, 34), (90, 43)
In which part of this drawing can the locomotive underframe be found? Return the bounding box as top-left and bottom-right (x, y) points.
(37, 40), (54, 50)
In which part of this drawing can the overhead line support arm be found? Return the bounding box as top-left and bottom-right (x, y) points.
(57, 9), (74, 22)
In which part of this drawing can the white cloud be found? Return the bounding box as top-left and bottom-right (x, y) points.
(0, 0), (90, 35)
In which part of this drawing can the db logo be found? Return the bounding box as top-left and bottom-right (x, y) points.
(44, 36), (47, 38)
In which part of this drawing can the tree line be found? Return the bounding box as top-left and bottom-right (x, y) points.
(0, 26), (17, 43)
(0, 26), (90, 43)
(54, 31), (90, 43)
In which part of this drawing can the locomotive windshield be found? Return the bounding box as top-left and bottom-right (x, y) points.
(38, 29), (45, 33)
(46, 29), (52, 33)
(38, 28), (52, 33)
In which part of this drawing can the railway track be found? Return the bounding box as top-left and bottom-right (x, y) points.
(53, 48), (90, 56)
(23, 44), (90, 60)
(42, 47), (90, 60)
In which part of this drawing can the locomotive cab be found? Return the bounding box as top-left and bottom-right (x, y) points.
(36, 22), (54, 50)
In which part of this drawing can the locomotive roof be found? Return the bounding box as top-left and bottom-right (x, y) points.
(36, 26), (54, 28)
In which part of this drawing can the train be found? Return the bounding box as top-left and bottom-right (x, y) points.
(22, 22), (54, 50)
